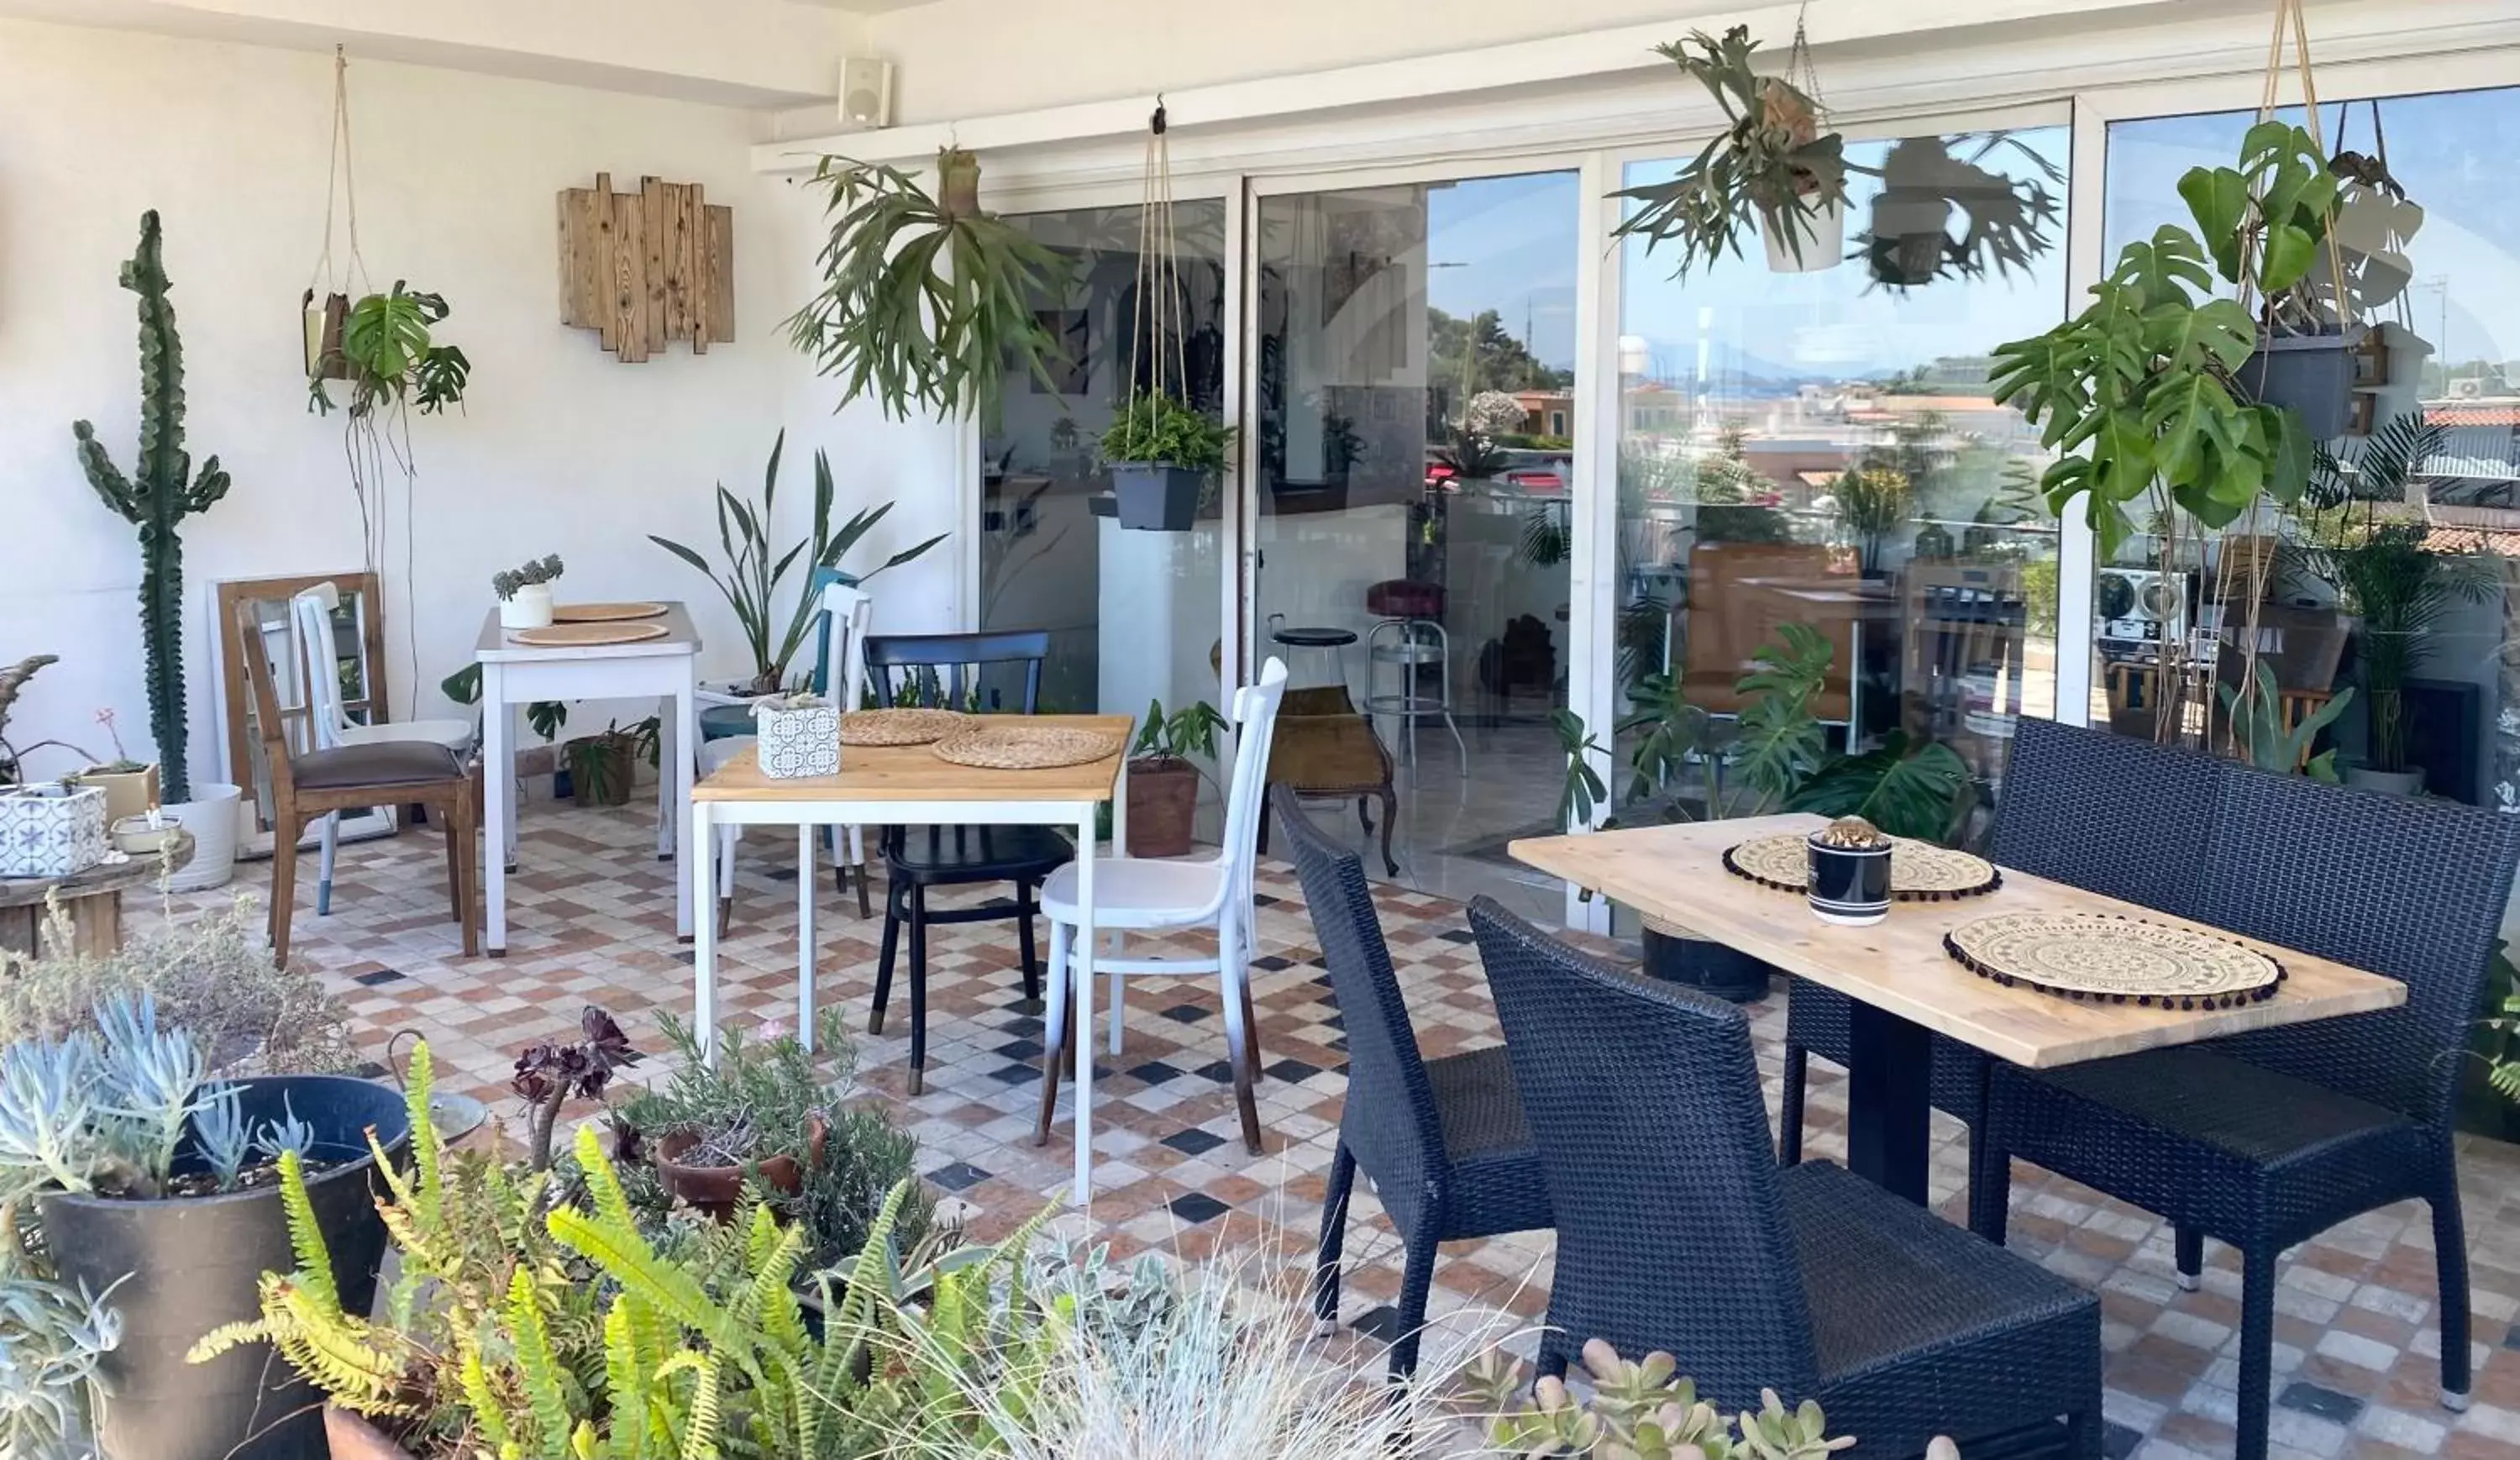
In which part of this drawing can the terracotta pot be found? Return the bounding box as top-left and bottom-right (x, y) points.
(1126, 758), (1200, 858)
(325, 1406), (418, 1460)
(652, 1114), (827, 1221)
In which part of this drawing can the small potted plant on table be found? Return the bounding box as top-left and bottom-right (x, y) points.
(1127, 696), (1227, 857)
(1101, 389), (1236, 532)
(491, 554), (564, 631)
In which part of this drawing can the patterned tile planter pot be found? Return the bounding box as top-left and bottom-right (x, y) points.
(0, 780), (108, 877)
(755, 694), (841, 779)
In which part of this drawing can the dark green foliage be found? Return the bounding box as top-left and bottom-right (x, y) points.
(1131, 698), (1227, 768)
(73, 213), (229, 805)
(1100, 390), (1236, 472)
(310, 282), (470, 418)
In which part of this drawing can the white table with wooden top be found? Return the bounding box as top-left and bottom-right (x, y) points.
(1511, 812), (2406, 1205)
(474, 602), (700, 954)
(690, 714), (1131, 1205)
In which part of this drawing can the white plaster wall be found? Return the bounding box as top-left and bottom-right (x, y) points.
(0, 17), (953, 790)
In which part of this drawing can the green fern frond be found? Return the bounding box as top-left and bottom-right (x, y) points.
(601, 1300), (652, 1460)
(507, 1266), (576, 1460)
(460, 1340), (518, 1456)
(276, 1148), (342, 1315)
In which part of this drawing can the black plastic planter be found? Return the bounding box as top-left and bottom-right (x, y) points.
(1640, 923), (1775, 1004)
(1110, 463), (1205, 531)
(38, 1074), (412, 1460)
(2239, 327), (2358, 440)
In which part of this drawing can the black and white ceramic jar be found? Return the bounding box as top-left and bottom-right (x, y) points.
(1806, 817), (1893, 927)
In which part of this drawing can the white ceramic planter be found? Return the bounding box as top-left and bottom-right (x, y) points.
(1763, 196), (1845, 273)
(162, 783), (243, 891)
(499, 583), (554, 631)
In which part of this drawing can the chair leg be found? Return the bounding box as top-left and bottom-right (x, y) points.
(870, 881), (903, 1035)
(848, 826), (872, 919)
(2433, 1164), (2474, 1411)
(716, 825), (738, 937)
(1221, 939), (1266, 1156)
(1017, 880), (1042, 1004)
(1357, 796), (1373, 833)
(2065, 1394), (2105, 1460)
(1314, 1138), (1356, 1328)
(2175, 1226), (2205, 1293)
(1388, 1223), (1440, 1382)
(1777, 1042), (1808, 1165)
(438, 796), (464, 928)
(1375, 789), (1399, 876)
(450, 783), (480, 958)
(1969, 1125), (2012, 1245)
(316, 811), (339, 916)
(1032, 922), (1074, 1146)
(268, 812), (302, 969)
(2236, 1242), (2278, 1460)
(905, 886), (930, 1095)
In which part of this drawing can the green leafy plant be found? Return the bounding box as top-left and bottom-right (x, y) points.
(1553, 707), (1611, 829)
(1464, 1338), (1862, 1458)
(0, 1253), (122, 1460)
(0, 995), (242, 1205)
(0, 656), (93, 786)
(490, 554), (564, 602)
(790, 147), (1069, 423)
(311, 282), (471, 586)
(1614, 26), (1850, 276)
(1989, 121), (2336, 564)
(2477, 941), (2520, 1109)
(2218, 659), (2351, 783)
(1100, 390), (1236, 473)
(73, 212), (231, 806)
(1831, 466), (1914, 575)
(438, 664), (567, 743)
(1131, 698), (1227, 770)
(649, 432), (946, 694)
(562, 718), (660, 806)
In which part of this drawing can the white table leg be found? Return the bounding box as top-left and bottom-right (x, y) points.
(692, 797), (718, 1066)
(673, 681), (696, 939)
(798, 824), (816, 1051)
(482, 663), (512, 954)
(1072, 807), (1098, 1205)
(654, 692), (677, 861)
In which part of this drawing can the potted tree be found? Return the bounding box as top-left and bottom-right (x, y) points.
(3, 995), (408, 1460)
(1126, 697), (1227, 857)
(72, 212), (242, 891)
(1101, 391), (1236, 531)
(1613, 25), (1849, 276)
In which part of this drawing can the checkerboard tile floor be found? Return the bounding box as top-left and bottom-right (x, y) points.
(141, 802), (2520, 1459)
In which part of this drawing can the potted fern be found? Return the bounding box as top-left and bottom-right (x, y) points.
(1613, 25), (1849, 276)
(2, 995), (408, 1460)
(1126, 697), (1228, 856)
(1102, 391), (1236, 531)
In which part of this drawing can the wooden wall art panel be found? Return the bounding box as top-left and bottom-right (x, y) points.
(557, 173), (735, 361)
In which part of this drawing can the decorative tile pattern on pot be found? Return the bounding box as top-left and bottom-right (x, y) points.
(757, 704), (842, 780)
(0, 783), (110, 878)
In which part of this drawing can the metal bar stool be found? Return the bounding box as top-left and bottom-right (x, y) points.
(1267, 612), (1358, 698)
(1362, 579), (1464, 772)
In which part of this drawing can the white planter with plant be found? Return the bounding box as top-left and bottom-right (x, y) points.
(1104, 391), (1234, 532)
(493, 554), (563, 631)
(753, 691), (841, 779)
(0, 782), (108, 878)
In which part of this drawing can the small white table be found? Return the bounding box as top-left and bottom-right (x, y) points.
(475, 604), (700, 954)
(689, 717), (1130, 1205)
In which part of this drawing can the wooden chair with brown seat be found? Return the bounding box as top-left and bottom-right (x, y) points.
(1680, 541), (1858, 725)
(1255, 685), (1401, 876)
(235, 601), (480, 966)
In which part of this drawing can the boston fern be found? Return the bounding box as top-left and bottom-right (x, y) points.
(1988, 122), (2335, 562)
(1100, 390), (1236, 472)
(789, 146), (1068, 423)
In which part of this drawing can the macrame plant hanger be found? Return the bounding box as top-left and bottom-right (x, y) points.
(1123, 98), (1190, 442)
(305, 45), (388, 579)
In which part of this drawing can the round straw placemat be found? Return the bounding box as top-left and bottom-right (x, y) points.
(1944, 911), (2284, 1008)
(510, 622), (669, 648)
(839, 708), (969, 747)
(1722, 833), (2000, 901)
(552, 601), (669, 622)
(932, 724), (1123, 771)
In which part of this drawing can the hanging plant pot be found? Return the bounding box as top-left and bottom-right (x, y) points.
(1110, 463), (1205, 531)
(1866, 188), (1953, 287)
(302, 290), (349, 381)
(2239, 325), (2362, 440)
(1762, 195), (1845, 274)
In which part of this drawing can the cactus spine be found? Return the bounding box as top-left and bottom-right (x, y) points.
(73, 211), (229, 806)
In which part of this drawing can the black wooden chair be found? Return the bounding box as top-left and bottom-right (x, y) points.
(1778, 717), (2227, 1206)
(1467, 897), (2102, 1457)
(862, 630), (1070, 1094)
(1976, 769), (2520, 1460)
(1278, 788), (1550, 1379)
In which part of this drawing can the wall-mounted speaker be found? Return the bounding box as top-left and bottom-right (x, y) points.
(837, 58), (893, 132)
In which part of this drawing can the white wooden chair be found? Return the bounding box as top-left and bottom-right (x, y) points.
(289, 584), (475, 916)
(701, 580), (874, 930)
(1032, 657), (1290, 1155)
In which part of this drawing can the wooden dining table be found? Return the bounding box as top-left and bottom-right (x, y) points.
(1510, 812), (2407, 1204)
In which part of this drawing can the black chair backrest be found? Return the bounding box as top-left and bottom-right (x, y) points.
(1467, 896), (1817, 1406)
(1988, 717), (2225, 922)
(1274, 788), (1447, 1228)
(2203, 766), (2520, 1123)
(864, 630), (1049, 714)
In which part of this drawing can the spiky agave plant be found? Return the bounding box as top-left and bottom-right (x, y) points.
(788, 147), (1069, 424)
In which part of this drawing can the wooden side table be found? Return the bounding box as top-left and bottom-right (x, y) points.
(0, 832), (196, 958)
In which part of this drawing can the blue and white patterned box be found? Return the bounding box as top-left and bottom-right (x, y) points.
(755, 699), (842, 780)
(0, 782), (109, 878)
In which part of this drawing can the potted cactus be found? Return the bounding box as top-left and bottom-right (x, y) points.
(72, 212), (241, 891)
(492, 554), (564, 631)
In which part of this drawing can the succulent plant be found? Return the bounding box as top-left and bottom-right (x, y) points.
(489, 554), (564, 601)
(1467, 1338), (1868, 1460)
(0, 995), (211, 1202)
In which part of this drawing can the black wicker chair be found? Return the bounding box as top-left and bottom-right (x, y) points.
(1779, 717), (2229, 1195)
(863, 630), (1071, 1094)
(1467, 897), (2102, 1457)
(1278, 789), (1550, 1380)
(1975, 768), (2520, 1460)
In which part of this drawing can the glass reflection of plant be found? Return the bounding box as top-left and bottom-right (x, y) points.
(1860, 134), (2063, 291)
(1832, 466), (1914, 576)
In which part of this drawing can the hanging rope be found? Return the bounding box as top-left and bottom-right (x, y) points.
(1124, 97), (1189, 439)
(307, 45), (371, 301)
(1786, 4), (1829, 124)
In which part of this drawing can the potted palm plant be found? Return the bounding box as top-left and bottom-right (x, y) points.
(1101, 391), (1236, 531)
(1126, 697), (1227, 856)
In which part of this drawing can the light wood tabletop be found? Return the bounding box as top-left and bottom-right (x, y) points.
(475, 601), (700, 662)
(1510, 812), (2404, 1070)
(692, 714), (1132, 805)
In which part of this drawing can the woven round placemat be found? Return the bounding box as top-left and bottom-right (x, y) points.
(838, 708), (968, 747)
(1944, 911), (2284, 1008)
(932, 724), (1123, 770)
(552, 601), (669, 622)
(1722, 833), (2000, 901)
(510, 622), (669, 648)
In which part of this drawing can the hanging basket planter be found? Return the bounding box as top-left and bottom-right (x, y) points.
(1763, 194), (1846, 274)
(2239, 324), (2365, 441)
(1111, 463), (1207, 531)
(301, 289), (349, 381)
(1865, 188), (1953, 287)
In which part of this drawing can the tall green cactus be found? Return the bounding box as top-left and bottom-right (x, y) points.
(73, 211), (229, 806)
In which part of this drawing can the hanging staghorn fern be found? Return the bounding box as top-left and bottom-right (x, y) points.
(787, 146), (1068, 423)
(72, 212), (230, 806)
